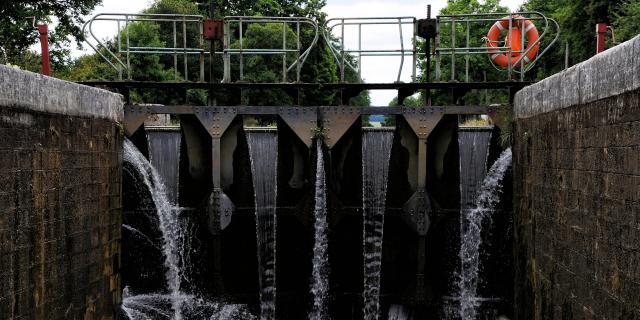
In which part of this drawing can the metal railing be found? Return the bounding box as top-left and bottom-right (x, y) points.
(435, 12), (560, 81)
(82, 13), (206, 81)
(323, 17), (418, 82)
(83, 12), (559, 84)
(221, 16), (319, 83)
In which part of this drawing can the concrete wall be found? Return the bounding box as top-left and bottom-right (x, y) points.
(0, 65), (124, 319)
(513, 35), (640, 319)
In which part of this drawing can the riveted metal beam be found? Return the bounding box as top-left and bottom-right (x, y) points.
(400, 106), (443, 237)
(278, 106), (318, 148)
(123, 105), (150, 136)
(193, 107), (239, 231)
(401, 106), (444, 140)
(319, 106), (361, 149)
(194, 106), (238, 139)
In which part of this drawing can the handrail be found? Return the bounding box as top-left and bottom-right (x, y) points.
(435, 11), (560, 81)
(323, 17), (417, 82)
(221, 16), (319, 83)
(83, 13), (206, 80)
(82, 12), (559, 84)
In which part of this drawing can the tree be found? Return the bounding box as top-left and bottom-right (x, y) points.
(63, 0), (370, 108)
(612, 0), (640, 43)
(0, 0), (102, 68)
(413, 0), (510, 106)
(522, 0), (628, 76)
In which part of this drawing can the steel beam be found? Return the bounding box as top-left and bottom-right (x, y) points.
(123, 105), (151, 136)
(400, 107), (444, 234)
(319, 106), (361, 149)
(278, 106), (318, 147)
(193, 107), (238, 231)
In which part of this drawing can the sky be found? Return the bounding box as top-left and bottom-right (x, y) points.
(73, 0), (525, 105)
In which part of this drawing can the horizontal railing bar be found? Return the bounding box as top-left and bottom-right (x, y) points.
(124, 105), (498, 115)
(128, 47), (203, 51)
(326, 17), (416, 21)
(85, 80), (529, 90)
(92, 17), (203, 23)
(437, 11), (545, 18)
(342, 49), (415, 53)
(437, 17), (547, 23)
(224, 49), (300, 53)
(329, 21), (415, 26)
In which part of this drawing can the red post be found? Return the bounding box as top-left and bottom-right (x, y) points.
(596, 23), (608, 54)
(36, 24), (51, 76)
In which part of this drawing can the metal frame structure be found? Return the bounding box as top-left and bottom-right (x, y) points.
(83, 13), (206, 81)
(83, 14), (320, 83)
(221, 16), (319, 83)
(435, 11), (560, 81)
(80, 9), (556, 307)
(323, 17), (418, 82)
(83, 11), (558, 84)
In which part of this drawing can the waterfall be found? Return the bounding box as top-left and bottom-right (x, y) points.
(123, 139), (255, 320)
(362, 128), (394, 320)
(457, 145), (512, 320)
(121, 287), (255, 320)
(123, 138), (187, 320)
(310, 141), (329, 320)
(458, 130), (492, 210)
(148, 129), (182, 204)
(246, 131), (279, 320)
(387, 305), (413, 320)
(456, 129), (492, 320)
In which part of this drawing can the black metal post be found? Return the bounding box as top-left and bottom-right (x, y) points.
(425, 5), (432, 106)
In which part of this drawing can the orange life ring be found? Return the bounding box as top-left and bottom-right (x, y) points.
(486, 15), (540, 68)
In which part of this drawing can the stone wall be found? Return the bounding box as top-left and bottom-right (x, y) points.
(0, 65), (124, 319)
(513, 35), (640, 319)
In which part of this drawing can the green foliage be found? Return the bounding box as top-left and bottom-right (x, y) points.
(612, 0), (640, 42)
(0, 0), (102, 69)
(7, 50), (42, 73)
(412, 0), (511, 106)
(207, 0), (327, 20)
(60, 52), (117, 81)
(61, 0), (368, 108)
(522, 0), (632, 76)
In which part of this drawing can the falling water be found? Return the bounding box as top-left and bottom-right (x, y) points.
(455, 129), (492, 320)
(124, 139), (187, 320)
(310, 141), (329, 320)
(362, 128), (394, 320)
(246, 131), (279, 320)
(457, 147), (513, 320)
(123, 139), (255, 320)
(121, 287), (256, 320)
(387, 305), (413, 320)
(148, 129), (182, 204)
(458, 130), (492, 210)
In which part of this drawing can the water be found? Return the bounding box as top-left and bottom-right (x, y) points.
(246, 131), (279, 320)
(458, 130), (492, 210)
(310, 141), (329, 320)
(361, 129), (394, 320)
(455, 129), (492, 319)
(124, 139), (250, 320)
(148, 129), (182, 204)
(123, 224), (160, 250)
(121, 287), (255, 320)
(124, 139), (188, 319)
(456, 147), (513, 320)
(387, 304), (413, 320)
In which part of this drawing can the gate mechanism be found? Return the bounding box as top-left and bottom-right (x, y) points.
(83, 10), (558, 83)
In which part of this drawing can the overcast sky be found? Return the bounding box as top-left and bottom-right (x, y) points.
(75, 0), (525, 105)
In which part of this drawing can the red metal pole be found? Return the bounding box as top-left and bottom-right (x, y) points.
(596, 23), (608, 54)
(36, 24), (51, 76)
